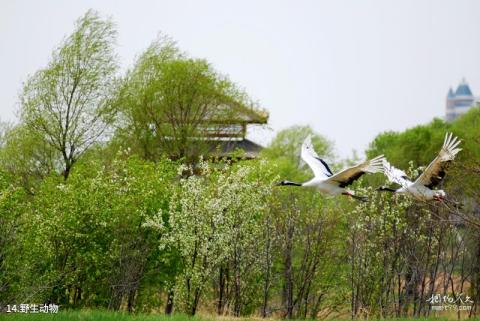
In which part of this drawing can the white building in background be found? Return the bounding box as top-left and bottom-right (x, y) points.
(445, 79), (479, 122)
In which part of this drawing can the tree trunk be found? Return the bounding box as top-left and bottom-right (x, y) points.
(108, 287), (123, 311)
(261, 217), (272, 318)
(190, 288), (201, 316)
(283, 221), (294, 319)
(127, 288), (136, 312)
(217, 266), (226, 315)
(165, 289), (174, 315)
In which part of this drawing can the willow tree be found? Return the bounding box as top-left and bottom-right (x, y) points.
(0, 125), (58, 189)
(20, 10), (118, 179)
(114, 36), (258, 162)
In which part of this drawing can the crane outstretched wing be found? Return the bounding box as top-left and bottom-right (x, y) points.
(413, 132), (461, 188)
(300, 135), (333, 179)
(326, 155), (385, 187)
(382, 159), (411, 189)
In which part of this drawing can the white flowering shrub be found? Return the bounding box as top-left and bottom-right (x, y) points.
(147, 159), (277, 315)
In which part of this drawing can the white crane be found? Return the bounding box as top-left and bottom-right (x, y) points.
(379, 132), (462, 201)
(278, 135), (385, 201)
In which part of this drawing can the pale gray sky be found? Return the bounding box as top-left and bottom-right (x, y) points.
(1, 0), (480, 158)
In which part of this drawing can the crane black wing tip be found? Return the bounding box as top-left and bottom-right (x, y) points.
(377, 186), (396, 193)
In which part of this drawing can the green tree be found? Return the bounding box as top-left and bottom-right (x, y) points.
(364, 110), (480, 317)
(114, 36), (262, 162)
(14, 154), (176, 310)
(0, 171), (28, 306)
(263, 125), (333, 167)
(20, 10), (118, 179)
(0, 125), (59, 189)
(367, 118), (448, 169)
(262, 126), (348, 319)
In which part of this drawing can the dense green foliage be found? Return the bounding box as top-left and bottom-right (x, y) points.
(357, 108), (480, 318)
(112, 36), (260, 163)
(1, 9), (480, 321)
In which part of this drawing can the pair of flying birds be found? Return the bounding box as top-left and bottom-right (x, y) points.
(279, 132), (462, 202)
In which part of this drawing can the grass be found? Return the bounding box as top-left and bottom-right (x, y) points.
(0, 309), (183, 321)
(0, 309), (479, 321)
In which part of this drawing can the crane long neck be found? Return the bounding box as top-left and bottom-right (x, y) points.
(282, 180), (303, 186)
(377, 186), (397, 193)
